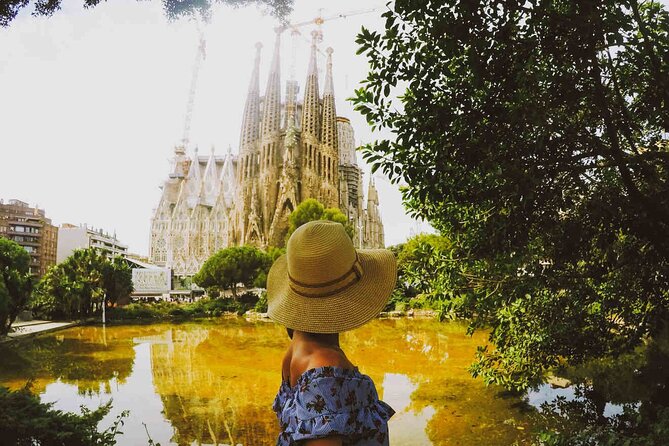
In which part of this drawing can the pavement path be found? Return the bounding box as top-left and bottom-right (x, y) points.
(5, 320), (78, 340)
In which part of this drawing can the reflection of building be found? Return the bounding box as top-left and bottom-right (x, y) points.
(149, 324), (282, 444)
(0, 199), (57, 277)
(150, 34), (385, 276)
(57, 223), (127, 262)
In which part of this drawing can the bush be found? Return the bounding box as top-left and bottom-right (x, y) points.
(106, 303), (162, 320)
(384, 289), (405, 312)
(167, 307), (189, 318)
(238, 291), (259, 306)
(0, 385), (127, 446)
(254, 291), (268, 313)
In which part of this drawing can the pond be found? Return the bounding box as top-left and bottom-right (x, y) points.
(0, 318), (541, 445)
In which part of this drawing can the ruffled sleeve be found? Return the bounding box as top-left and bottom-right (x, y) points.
(274, 367), (395, 445)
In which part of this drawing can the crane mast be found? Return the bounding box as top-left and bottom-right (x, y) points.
(181, 26), (206, 149)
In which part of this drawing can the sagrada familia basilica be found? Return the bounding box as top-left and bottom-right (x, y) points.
(149, 32), (385, 276)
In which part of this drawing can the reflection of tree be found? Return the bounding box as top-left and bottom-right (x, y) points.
(540, 330), (669, 442)
(342, 319), (536, 445)
(0, 326), (140, 395)
(149, 320), (287, 445)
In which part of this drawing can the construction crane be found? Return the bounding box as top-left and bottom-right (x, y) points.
(178, 6), (380, 148)
(276, 6), (381, 76)
(181, 22), (207, 149)
(277, 7), (379, 39)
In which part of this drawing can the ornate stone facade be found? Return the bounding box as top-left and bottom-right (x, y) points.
(150, 35), (385, 276)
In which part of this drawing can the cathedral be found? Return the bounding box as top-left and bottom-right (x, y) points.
(149, 32), (385, 276)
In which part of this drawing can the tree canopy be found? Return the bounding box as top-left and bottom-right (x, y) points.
(31, 249), (133, 320)
(354, 0), (669, 390)
(0, 238), (32, 335)
(193, 245), (270, 297)
(287, 198), (354, 240)
(1, 0), (293, 27)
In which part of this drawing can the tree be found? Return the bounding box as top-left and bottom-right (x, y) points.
(193, 246), (270, 297)
(101, 256), (134, 307)
(1, 0), (293, 27)
(287, 198), (354, 240)
(395, 233), (452, 298)
(0, 238), (32, 335)
(354, 1), (669, 391)
(31, 249), (133, 320)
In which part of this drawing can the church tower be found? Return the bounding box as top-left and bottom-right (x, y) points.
(363, 177), (385, 248)
(319, 47), (339, 208)
(236, 42), (264, 245)
(337, 116), (364, 246)
(300, 32), (322, 202)
(150, 32), (387, 277)
(259, 33), (283, 237)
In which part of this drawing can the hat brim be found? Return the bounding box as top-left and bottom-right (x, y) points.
(267, 249), (397, 333)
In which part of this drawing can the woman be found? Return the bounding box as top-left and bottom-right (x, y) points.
(267, 220), (397, 446)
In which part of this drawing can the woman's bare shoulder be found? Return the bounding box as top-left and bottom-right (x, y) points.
(307, 348), (351, 369)
(289, 346), (353, 387)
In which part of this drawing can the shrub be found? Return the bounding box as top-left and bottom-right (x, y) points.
(0, 385), (127, 446)
(254, 291), (268, 313)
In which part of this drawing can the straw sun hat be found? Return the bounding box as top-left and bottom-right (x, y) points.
(267, 220), (397, 334)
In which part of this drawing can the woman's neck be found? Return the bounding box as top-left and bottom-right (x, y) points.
(292, 330), (340, 348)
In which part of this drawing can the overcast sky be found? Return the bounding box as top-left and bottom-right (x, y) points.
(0, 0), (433, 255)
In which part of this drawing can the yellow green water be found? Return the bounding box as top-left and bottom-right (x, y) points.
(0, 318), (540, 445)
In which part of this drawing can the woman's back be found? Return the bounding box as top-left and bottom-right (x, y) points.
(266, 221), (397, 445)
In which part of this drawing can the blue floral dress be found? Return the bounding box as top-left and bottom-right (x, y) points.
(272, 366), (395, 445)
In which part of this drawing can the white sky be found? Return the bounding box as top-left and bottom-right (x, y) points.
(0, 0), (432, 255)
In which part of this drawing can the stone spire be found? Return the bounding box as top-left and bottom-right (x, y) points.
(321, 47), (338, 155)
(261, 32), (282, 141)
(363, 175), (384, 248)
(368, 175), (379, 204)
(239, 43), (262, 155)
(301, 31), (321, 142)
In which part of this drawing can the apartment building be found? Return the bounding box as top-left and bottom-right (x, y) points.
(0, 199), (58, 276)
(57, 223), (127, 262)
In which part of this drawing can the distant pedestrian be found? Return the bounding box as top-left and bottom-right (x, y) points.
(267, 220), (397, 446)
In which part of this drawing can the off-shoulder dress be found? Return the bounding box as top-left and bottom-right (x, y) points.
(272, 366), (395, 445)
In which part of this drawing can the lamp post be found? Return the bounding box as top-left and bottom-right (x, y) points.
(102, 292), (106, 325)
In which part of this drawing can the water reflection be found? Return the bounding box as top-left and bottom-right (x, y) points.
(0, 319), (537, 445)
(526, 331), (669, 441)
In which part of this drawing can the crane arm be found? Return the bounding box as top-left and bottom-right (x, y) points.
(277, 7), (379, 34)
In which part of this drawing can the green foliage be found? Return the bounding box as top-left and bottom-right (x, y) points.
(106, 296), (258, 320)
(0, 384), (127, 445)
(101, 258), (133, 308)
(1, 0), (293, 27)
(31, 249), (133, 320)
(287, 198), (324, 236)
(383, 234), (455, 313)
(193, 246), (270, 297)
(287, 198), (354, 240)
(254, 291), (268, 313)
(0, 238), (33, 335)
(354, 0), (669, 391)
